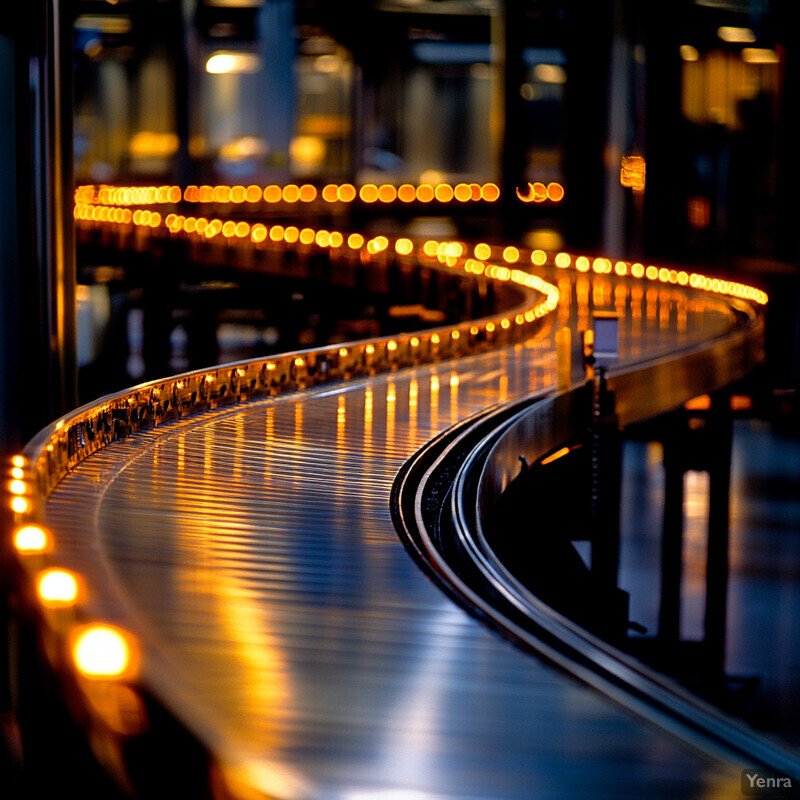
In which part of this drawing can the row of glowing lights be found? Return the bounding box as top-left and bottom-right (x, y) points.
(7, 234), (558, 680)
(77, 179), (565, 207)
(22, 184), (771, 680)
(73, 201), (768, 306)
(9, 463), (133, 679)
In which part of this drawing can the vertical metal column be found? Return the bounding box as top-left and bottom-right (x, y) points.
(1, 0), (77, 449)
(2, 0), (76, 722)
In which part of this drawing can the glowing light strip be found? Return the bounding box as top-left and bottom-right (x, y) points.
(77, 180), (565, 207)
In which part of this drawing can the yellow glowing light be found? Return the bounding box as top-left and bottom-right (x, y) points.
(251, 224), (267, 243)
(73, 625), (134, 679)
(367, 236), (389, 254)
(347, 233), (364, 249)
(284, 226), (300, 244)
(454, 183), (472, 202)
(378, 184), (398, 203)
(13, 525), (50, 553)
(294, 358), (305, 367)
(299, 228), (315, 245)
(37, 569), (80, 607)
(621, 155), (646, 194)
(631, 263), (645, 278)
(451, 330), (460, 340)
(410, 337), (420, 347)
(387, 340), (398, 351)
(481, 183), (500, 202)
(431, 334), (440, 344)
(645, 266), (658, 280)
(269, 225), (285, 242)
(416, 184), (435, 203)
(9, 479), (26, 495)
(282, 185), (301, 203)
(395, 238), (414, 256)
(322, 184), (339, 203)
(11, 497), (28, 513)
(339, 348), (348, 357)
(680, 44), (699, 62)
(474, 243), (492, 260)
(718, 26), (756, 43)
(502, 246), (520, 263)
(11, 467), (24, 480)
(398, 184), (416, 202)
(264, 185), (282, 203)
(315, 230), (330, 247)
(359, 184), (379, 203)
(555, 252), (571, 269)
(434, 184), (454, 203)
(206, 52), (262, 74)
(500, 318), (511, 330)
(576, 256), (590, 273)
(486, 322), (496, 333)
(338, 184), (357, 203)
(531, 250), (548, 266)
(365, 344), (375, 355)
(299, 184), (317, 203)
(742, 48), (779, 64)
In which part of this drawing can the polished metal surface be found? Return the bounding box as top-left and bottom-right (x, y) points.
(37, 275), (758, 798)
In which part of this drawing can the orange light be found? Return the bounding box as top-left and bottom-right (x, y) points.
(264, 185), (282, 203)
(37, 568), (81, 607)
(282, 184), (301, 203)
(378, 184), (397, 203)
(541, 446), (570, 466)
(397, 184), (416, 203)
(416, 184), (434, 203)
(11, 497), (28, 513)
(13, 525), (50, 553)
(434, 184), (454, 203)
(481, 183), (500, 202)
(299, 184), (317, 203)
(338, 184), (357, 203)
(502, 246), (520, 264)
(685, 394), (712, 411)
(73, 624), (136, 679)
(395, 238), (414, 256)
(359, 184), (379, 203)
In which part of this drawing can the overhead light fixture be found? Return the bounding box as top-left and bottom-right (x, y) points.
(680, 44), (699, 62)
(206, 51), (262, 74)
(742, 48), (779, 64)
(717, 26), (756, 43)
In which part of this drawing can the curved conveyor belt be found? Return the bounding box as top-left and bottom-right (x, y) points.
(12, 268), (789, 799)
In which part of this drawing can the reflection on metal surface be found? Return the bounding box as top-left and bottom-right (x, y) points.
(6, 180), (776, 798)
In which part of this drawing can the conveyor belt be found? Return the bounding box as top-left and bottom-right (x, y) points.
(32, 276), (768, 798)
